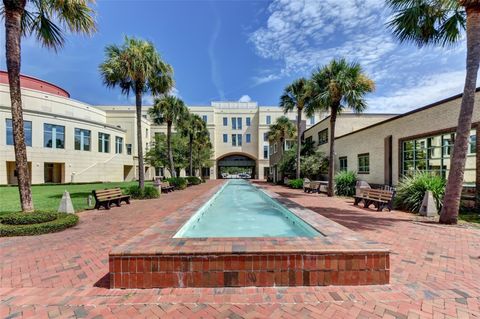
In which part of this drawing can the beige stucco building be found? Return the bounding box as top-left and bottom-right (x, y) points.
(0, 72), (321, 184)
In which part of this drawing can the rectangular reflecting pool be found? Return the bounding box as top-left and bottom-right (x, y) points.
(175, 180), (320, 238)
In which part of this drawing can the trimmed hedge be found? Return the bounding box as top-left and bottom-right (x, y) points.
(0, 211), (57, 225)
(166, 177), (188, 190)
(288, 178), (304, 189)
(0, 213), (79, 237)
(125, 185), (160, 199)
(186, 176), (202, 185)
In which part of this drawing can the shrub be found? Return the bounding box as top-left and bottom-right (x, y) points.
(394, 172), (446, 213)
(186, 176), (202, 185)
(288, 178), (304, 189)
(0, 211), (57, 225)
(335, 170), (357, 197)
(166, 177), (188, 190)
(125, 185), (160, 199)
(0, 213), (79, 237)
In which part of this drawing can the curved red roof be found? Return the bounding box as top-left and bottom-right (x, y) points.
(0, 70), (70, 98)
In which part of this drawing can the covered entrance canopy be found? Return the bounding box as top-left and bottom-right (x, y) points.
(217, 154), (256, 179)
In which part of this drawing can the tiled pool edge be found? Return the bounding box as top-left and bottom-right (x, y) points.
(109, 182), (390, 288)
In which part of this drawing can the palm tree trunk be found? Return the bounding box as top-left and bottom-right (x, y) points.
(296, 107), (302, 179)
(440, 5), (480, 224)
(4, 1), (34, 213)
(189, 134), (194, 176)
(167, 121), (175, 177)
(135, 89), (145, 190)
(327, 109), (338, 197)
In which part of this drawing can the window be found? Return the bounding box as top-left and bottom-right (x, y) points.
(74, 128), (91, 151)
(266, 115), (271, 125)
(232, 118), (237, 130)
(470, 134), (477, 154)
(285, 140), (295, 150)
(232, 134), (237, 146)
(264, 145), (269, 159)
(6, 119), (32, 146)
(246, 117), (251, 126)
(237, 117), (242, 130)
(309, 116), (315, 125)
(223, 117), (228, 126)
(305, 136), (313, 144)
(358, 154), (370, 174)
(44, 124), (65, 149)
(145, 128), (148, 138)
(339, 157), (347, 171)
(246, 133), (251, 143)
(202, 115), (208, 122)
(273, 143), (278, 154)
(126, 144), (132, 155)
(223, 134), (228, 143)
(115, 136), (123, 154)
(98, 133), (110, 153)
(264, 132), (269, 142)
(237, 134), (243, 146)
(318, 129), (328, 145)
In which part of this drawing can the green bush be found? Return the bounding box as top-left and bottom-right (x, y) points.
(125, 185), (160, 199)
(166, 177), (188, 190)
(394, 172), (446, 213)
(186, 176), (202, 185)
(0, 211), (57, 225)
(288, 178), (304, 189)
(0, 213), (79, 237)
(335, 170), (357, 197)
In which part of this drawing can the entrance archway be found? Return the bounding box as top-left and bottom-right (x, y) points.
(217, 153), (256, 179)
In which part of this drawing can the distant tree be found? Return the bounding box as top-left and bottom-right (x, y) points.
(178, 113), (207, 176)
(306, 58), (374, 197)
(386, 0), (478, 224)
(148, 95), (187, 177)
(280, 78), (313, 179)
(193, 129), (213, 176)
(301, 150), (329, 180)
(100, 36), (173, 189)
(267, 116), (297, 151)
(146, 133), (189, 172)
(1, 0), (96, 212)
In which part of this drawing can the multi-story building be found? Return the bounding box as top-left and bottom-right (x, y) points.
(0, 71), (321, 184)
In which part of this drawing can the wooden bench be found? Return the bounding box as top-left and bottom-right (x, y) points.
(304, 181), (321, 193)
(354, 188), (395, 211)
(160, 181), (175, 193)
(92, 188), (130, 210)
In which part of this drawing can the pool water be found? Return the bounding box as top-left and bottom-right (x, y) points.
(174, 180), (320, 238)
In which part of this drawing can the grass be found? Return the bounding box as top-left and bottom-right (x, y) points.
(0, 181), (153, 215)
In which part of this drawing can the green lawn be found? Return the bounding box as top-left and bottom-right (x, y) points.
(0, 181), (152, 215)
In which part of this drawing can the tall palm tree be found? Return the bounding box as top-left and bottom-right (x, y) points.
(1, 0), (96, 212)
(179, 113), (206, 176)
(100, 36), (173, 189)
(280, 78), (313, 179)
(386, 0), (479, 224)
(267, 116), (297, 151)
(149, 95), (187, 177)
(306, 58), (375, 197)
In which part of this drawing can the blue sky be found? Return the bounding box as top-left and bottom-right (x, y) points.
(0, 0), (471, 113)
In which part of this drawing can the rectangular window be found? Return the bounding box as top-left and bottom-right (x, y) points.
(237, 117), (242, 130)
(126, 143), (132, 155)
(223, 117), (228, 126)
(264, 145), (269, 159)
(98, 132), (110, 153)
(232, 117), (237, 130)
(6, 119), (32, 146)
(223, 134), (228, 143)
(305, 136), (313, 144)
(339, 156), (347, 171)
(470, 134), (477, 154)
(309, 116), (315, 125)
(358, 153), (370, 174)
(237, 134), (243, 146)
(318, 129), (328, 145)
(266, 115), (271, 125)
(246, 133), (251, 143)
(246, 117), (251, 127)
(202, 115), (208, 122)
(115, 136), (123, 154)
(74, 128), (91, 151)
(285, 140), (295, 150)
(232, 134), (237, 146)
(264, 132), (269, 142)
(44, 123), (65, 149)
(274, 143), (277, 154)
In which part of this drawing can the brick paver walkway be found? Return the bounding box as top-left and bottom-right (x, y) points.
(1, 180), (480, 318)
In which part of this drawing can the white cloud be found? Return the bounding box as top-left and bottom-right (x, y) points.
(238, 95), (252, 102)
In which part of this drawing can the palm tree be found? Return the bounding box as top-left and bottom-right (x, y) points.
(306, 58), (375, 197)
(1, 0), (96, 212)
(386, 0), (479, 224)
(149, 95), (187, 177)
(179, 113), (207, 176)
(267, 116), (297, 151)
(280, 78), (313, 179)
(99, 36), (173, 189)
